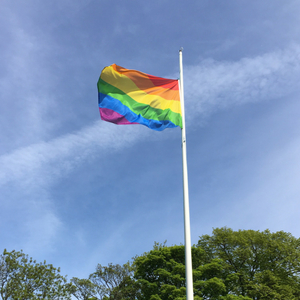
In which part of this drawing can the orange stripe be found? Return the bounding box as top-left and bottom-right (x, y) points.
(100, 65), (181, 114)
(112, 64), (180, 101)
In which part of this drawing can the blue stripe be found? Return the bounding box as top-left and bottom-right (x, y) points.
(98, 93), (178, 131)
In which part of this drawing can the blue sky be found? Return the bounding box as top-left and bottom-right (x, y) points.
(1, 0), (300, 280)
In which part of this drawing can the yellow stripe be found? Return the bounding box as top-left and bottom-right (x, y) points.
(100, 65), (182, 115)
(111, 64), (180, 98)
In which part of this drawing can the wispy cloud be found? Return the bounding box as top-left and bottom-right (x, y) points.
(2, 45), (300, 189)
(226, 134), (300, 233)
(1, 44), (300, 254)
(0, 121), (147, 254)
(0, 122), (146, 187)
(0, 8), (59, 150)
(184, 44), (300, 121)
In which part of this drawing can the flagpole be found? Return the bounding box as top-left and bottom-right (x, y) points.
(179, 49), (194, 300)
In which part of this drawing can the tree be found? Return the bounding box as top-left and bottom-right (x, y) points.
(89, 262), (137, 300)
(132, 229), (300, 300)
(0, 249), (72, 300)
(70, 277), (97, 300)
(197, 227), (300, 299)
(133, 244), (227, 300)
(134, 244), (187, 300)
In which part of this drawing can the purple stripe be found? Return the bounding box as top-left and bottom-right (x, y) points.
(99, 108), (138, 125)
(99, 93), (179, 131)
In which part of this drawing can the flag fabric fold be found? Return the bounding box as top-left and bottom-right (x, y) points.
(97, 64), (182, 131)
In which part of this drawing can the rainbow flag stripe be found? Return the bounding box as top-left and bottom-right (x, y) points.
(97, 64), (182, 131)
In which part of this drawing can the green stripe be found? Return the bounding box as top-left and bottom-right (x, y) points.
(98, 78), (182, 127)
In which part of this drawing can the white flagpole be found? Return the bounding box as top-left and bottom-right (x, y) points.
(179, 49), (194, 300)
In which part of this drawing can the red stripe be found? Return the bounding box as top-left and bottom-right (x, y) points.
(147, 74), (179, 90)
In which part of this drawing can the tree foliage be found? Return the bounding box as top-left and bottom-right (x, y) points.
(134, 245), (196, 300)
(70, 277), (97, 300)
(0, 249), (72, 300)
(133, 228), (300, 300)
(2, 228), (300, 300)
(197, 227), (300, 299)
(88, 262), (137, 300)
(134, 244), (227, 300)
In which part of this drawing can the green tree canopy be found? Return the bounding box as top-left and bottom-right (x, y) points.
(89, 262), (137, 300)
(132, 228), (300, 300)
(134, 244), (228, 300)
(197, 227), (300, 299)
(0, 249), (72, 300)
(3, 228), (299, 300)
(70, 277), (97, 300)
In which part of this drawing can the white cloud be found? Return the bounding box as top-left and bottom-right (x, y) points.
(2, 45), (300, 190)
(25, 205), (63, 252)
(0, 8), (59, 149)
(1, 44), (299, 255)
(0, 121), (148, 188)
(184, 44), (300, 121)
(0, 121), (147, 255)
(228, 135), (300, 235)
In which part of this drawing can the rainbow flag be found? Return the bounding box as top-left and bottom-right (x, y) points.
(97, 64), (182, 131)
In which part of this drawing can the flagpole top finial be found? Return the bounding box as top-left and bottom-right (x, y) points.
(179, 47), (184, 52)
